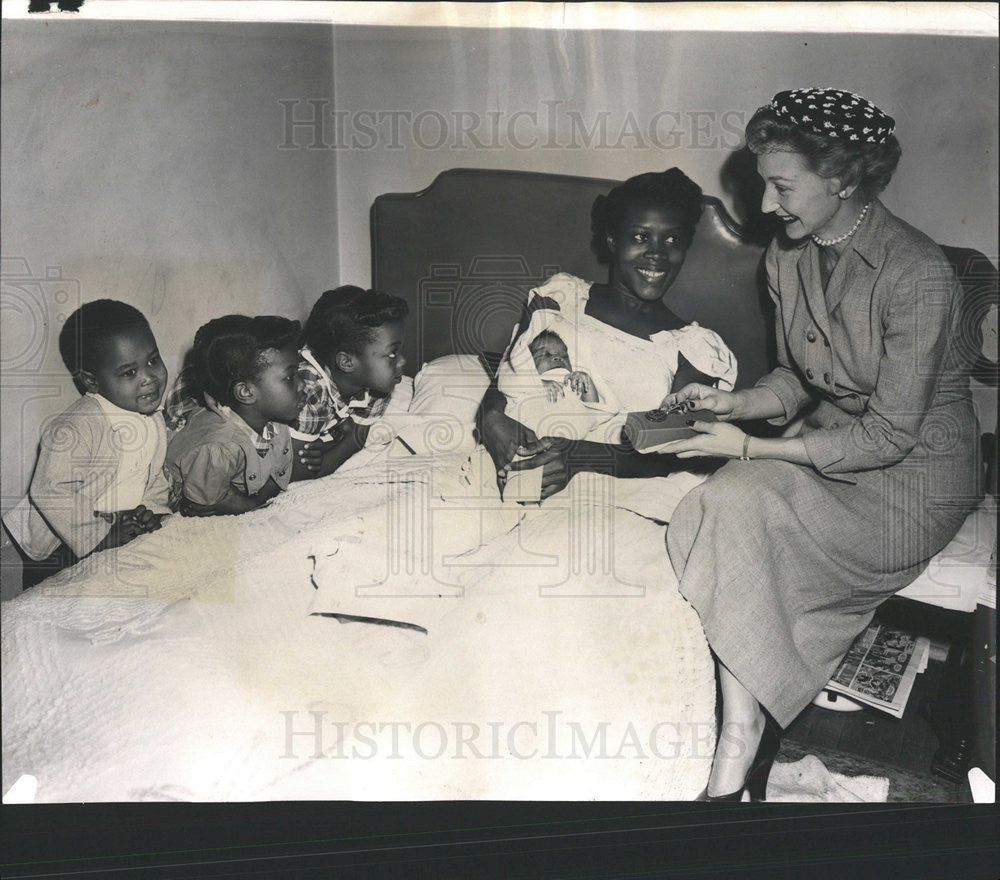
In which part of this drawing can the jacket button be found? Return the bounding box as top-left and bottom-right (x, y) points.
(806, 368), (814, 380)
(823, 372), (831, 384)
(806, 330), (817, 342)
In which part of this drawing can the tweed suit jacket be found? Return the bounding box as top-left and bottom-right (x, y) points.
(755, 199), (980, 518)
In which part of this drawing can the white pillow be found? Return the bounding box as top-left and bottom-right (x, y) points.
(409, 354), (491, 416)
(366, 354), (491, 456)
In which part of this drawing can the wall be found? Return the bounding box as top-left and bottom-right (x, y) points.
(1, 20), (338, 507)
(327, 26), (997, 453)
(329, 27), (998, 286)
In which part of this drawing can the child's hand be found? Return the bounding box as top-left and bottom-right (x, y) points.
(123, 504), (165, 533)
(94, 512), (146, 550)
(106, 522), (146, 549)
(296, 439), (326, 474)
(566, 371), (596, 401)
(93, 505), (164, 551)
(179, 497), (218, 517)
(541, 379), (564, 402)
(292, 429), (342, 478)
(179, 481), (279, 517)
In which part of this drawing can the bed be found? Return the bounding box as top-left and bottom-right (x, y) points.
(4, 170), (992, 803)
(3, 169), (779, 803)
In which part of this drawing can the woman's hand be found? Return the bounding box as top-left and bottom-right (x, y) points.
(660, 382), (741, 421)
(503, 437), (570, 500)
(477, 383), (568, 495)
(654, 420), (748, 459)
(480, 404), (543, 468)
(482, 408), (558, 496)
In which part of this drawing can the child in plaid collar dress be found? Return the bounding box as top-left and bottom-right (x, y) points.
(291, 286), (409, 479)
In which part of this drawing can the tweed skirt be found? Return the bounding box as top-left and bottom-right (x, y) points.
(666, 457), (975, 728)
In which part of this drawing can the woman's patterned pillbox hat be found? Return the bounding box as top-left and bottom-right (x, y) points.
(770, 88), (895, 143)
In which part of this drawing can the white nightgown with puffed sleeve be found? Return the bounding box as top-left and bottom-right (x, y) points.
(496, 274), (737, 443)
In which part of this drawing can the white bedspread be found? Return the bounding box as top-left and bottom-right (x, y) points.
(2, 443), (715, 802)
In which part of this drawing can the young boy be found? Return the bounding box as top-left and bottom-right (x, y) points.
(3, 300), (173, 587)
(292, 286), (409, 478)
(165, 315), (305, 517)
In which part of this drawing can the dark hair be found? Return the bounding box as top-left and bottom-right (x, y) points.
(590, 168), (704, 263)
(745, 105), (901, 201)
(192, 314), (301, 407)
(301, 285), (409, 365)
(528, 329), (567, 354)
(59, 299), (152, 377)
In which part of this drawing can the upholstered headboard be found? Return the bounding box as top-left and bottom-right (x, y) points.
(371, 168), (774, 389)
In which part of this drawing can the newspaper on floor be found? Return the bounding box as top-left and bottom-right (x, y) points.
(825, 622), (931, 718)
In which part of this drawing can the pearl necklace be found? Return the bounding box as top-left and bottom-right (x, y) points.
(812, 202), (870, 247)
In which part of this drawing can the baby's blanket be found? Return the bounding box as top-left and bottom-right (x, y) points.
(496, 275), (738, 443)
(498, 309), (621, 442)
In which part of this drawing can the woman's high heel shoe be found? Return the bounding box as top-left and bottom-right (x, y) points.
(745, 718), (781, 801)
(697, 716), (782, 803)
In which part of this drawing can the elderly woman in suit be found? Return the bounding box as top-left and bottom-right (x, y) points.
(659, 89), (980, 801)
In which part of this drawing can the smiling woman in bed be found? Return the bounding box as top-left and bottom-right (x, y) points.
(476, 168), (737, 499)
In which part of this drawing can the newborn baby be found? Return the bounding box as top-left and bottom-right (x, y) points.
(498, 324), (619, 443)
(528, 330), (599, 403)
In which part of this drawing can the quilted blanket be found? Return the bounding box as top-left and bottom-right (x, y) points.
(2, 442), (715, 802)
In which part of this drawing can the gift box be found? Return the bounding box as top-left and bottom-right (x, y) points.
(623, 407), (718, 451)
